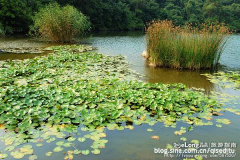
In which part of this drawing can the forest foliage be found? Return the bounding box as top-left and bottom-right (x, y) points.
(0, 0), (240, 34)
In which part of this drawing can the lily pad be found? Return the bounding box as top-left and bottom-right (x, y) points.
(36, 143), (43, 147)
(67, 137), (76, 142)
(10, 151), (25, 159)
(29, 155), (38, 160)
(78, 137), (86, 143)
(53, 147), (64, 152)
(4, 146), (15, 151)
(0, 153), (8, 159)
(81, 150), (90, 156)
(46, 152), (52, 157)
(92, 149), (101, 155)
(216, 119), (231, 125)
(147, 129), (153, 132)
(180, 137), (187, 141)
(63, 143), (72, 147)
(56, 141), (64, 146)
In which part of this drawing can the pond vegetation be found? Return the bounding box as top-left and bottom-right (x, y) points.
(0, 45), (239, 159)
(146, 20), (230, 69)
(32, 3), (90, 43)
(203, 71), (240, 90)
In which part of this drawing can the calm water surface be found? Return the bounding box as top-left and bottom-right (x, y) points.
(0, 32), (240, 160)
(0, 37), (60, 60)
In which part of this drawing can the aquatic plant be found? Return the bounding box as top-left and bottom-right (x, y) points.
(146, 20), (230, 69)
(203, 71), (240, 90)
(33, 3), (90, 42)
(0, 45), (236, 159)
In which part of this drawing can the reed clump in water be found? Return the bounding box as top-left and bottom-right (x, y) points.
(146, 20), (231, 70)
(33, 3), (90, 43)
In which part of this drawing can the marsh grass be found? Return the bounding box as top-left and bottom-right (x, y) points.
(33, 3), (90, 43)
(146, 20), (231, 69)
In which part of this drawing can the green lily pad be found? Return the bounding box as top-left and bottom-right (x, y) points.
(166, 144), (173, 149)
(67, 137), (76, 142)
(78, 137), (86, 143)
(216, 118), (231, 125)
(36, 143), (43, 147)
(73, 150), (81, 155)
(53, 147), (64, 152)
(0, 153), (8, 159)
(46, 138), (56, 143)
(29, 155), (38, 160)
(20, 147), (34, 155)
(11, 151), (25, 159)
(81, 150), (90, 156)
(147, 129), (153, 132)
(63, 143), (72, 147)
(191, 140), (199, 144)
(4, 146), (15, 151)
(92, 149), (101, 155)
(180, 137), (187, 141)
(46, 152), (52, 157)
(56, 132), (66, 139)
(56, 141), (64, 146)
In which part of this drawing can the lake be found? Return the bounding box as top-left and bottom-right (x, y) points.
(0, 32), (240, 160)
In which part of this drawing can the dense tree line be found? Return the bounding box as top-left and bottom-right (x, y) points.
(0, 0), (240, 34)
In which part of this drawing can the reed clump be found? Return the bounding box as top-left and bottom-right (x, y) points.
(146, 20), (231, 69)
(33, 3), (90, 43)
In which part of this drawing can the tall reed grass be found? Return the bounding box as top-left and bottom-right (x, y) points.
(146, 20), (230, 69)
(33, 3), (90, 43)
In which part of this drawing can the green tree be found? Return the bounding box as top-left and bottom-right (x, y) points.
(0, 0), (31, 33)
(163, 2), (185, 25)
(184, 0), (203, 24)
(0, 0), (53, 34)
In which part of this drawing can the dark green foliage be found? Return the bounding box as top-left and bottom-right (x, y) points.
(0, 0), (54, 34)
(0, 0), (240, 34)
(0, 22), (4, 36)
(56, 0), (240, 31)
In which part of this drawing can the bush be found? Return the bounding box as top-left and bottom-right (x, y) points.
(33, 3), (90, 42)
(146, 20), (230, 70)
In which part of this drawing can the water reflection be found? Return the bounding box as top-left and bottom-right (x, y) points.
(144, 66), (214, 91)
(0, 52), (49, 61)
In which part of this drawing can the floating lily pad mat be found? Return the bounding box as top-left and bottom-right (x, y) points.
(0, 45), (240, 160)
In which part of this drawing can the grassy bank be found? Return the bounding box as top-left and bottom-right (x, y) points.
(146, 20), (230, 69)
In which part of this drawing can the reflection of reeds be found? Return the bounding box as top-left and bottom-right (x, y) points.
(146, 20), (230, 70)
